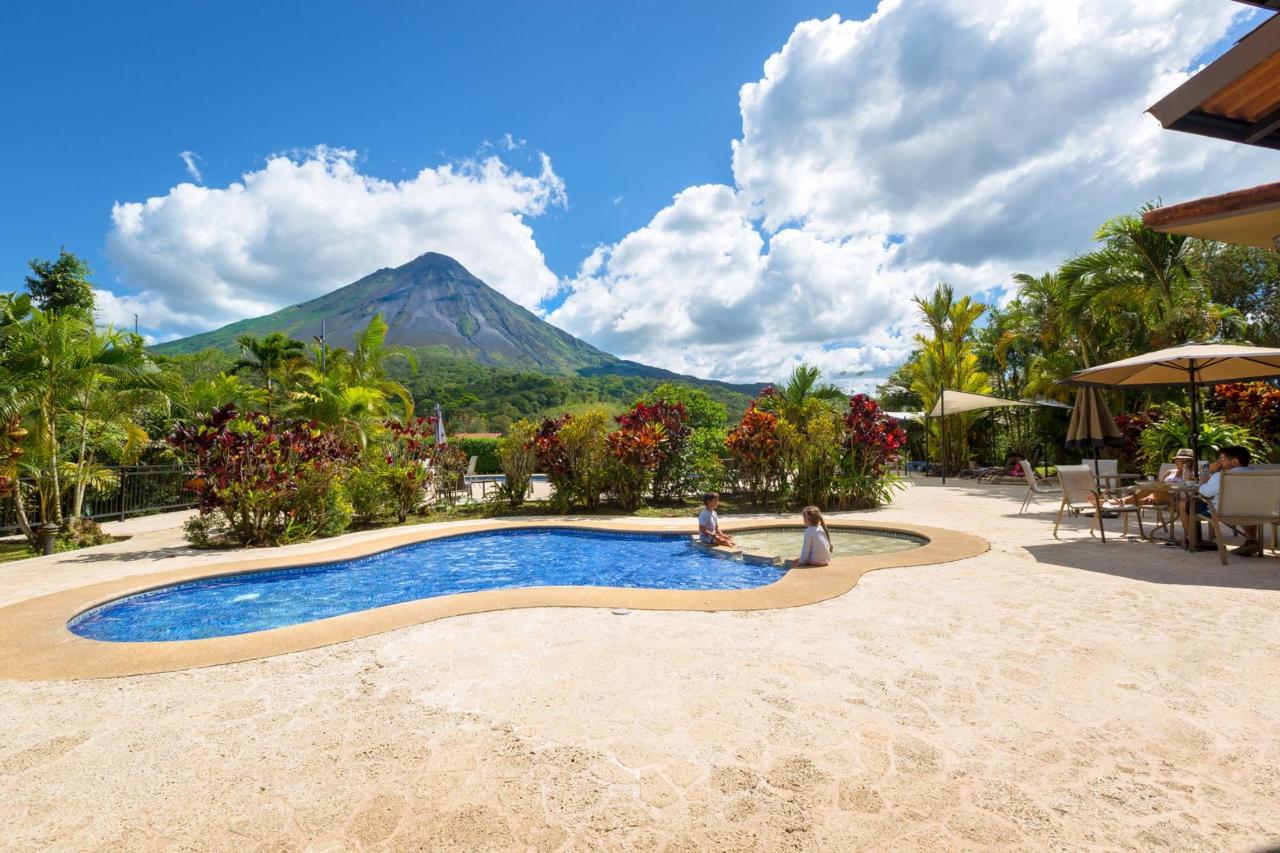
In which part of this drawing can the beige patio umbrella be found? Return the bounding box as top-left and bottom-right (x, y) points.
(1063, 342), (1280, 461)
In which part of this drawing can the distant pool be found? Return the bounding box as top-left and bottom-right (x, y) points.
(69, 529), (785, 642)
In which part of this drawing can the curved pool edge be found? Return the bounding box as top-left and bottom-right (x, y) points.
(0, 518), (987, 681)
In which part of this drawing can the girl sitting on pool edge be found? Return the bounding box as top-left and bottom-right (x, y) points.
(794, 506), (833, 567)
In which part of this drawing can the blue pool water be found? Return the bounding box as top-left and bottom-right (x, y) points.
(68, 528), (788, 643)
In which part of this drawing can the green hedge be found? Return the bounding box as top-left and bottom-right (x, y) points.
(455, 437), (500, 474)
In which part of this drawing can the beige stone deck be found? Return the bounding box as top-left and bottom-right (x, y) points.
(2, 481), (1279, 850)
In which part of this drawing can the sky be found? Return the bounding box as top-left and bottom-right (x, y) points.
(1, 1), (1275, 388)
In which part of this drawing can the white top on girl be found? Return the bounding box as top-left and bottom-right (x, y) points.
(798, 525), (831, 565)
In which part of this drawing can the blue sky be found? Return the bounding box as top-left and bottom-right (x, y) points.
(1, 2), (1271, 384)
(1, 0), (871, 298)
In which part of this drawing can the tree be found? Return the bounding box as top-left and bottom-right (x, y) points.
(233, 332), (306, 404)
(638, 383), (726, 431)
(0, 307), (164, 538)
(1060, 207), (1242, 349)
(907, 284), (990, 472)
(25, 250), (95, 315)
(321, 315), (416, 418)
(63, 330), (168, 519)
(757, 363), (845, 427)
(1190, 241), (1280, 346)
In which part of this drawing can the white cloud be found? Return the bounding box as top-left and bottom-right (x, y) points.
(178, 150), (203, 184)
(552, 0), (1273, 384)
(107, 146), (566, 336)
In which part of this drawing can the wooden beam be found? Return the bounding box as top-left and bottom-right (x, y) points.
(1244, 103), (1280, 144)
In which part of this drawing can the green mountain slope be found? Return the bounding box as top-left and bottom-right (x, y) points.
(152, 251), (761, 397)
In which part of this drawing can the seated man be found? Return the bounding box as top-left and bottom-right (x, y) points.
(1179, 445), (1261, 556)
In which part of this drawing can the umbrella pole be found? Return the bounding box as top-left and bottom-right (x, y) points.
(1093, 444), (1106, 542)
(1188, 366), (1200, 473)
(940, 394), (947, 484)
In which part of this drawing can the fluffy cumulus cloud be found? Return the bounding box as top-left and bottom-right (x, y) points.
(103, 147), (566, 336)
(550, 0), (1274, 385)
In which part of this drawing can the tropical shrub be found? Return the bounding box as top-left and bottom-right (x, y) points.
(531, 415), (572, 509)
(839, 394), (908, 509)
(287, 470), (352, 543)
(429, 442), (470, 504)
(1136, 408), (1266, 472)
(607, 418), (666, 511)
(559, 408), (611, 510)
(619, 400), (689, 502)
(725, 404), (784, 507)
(381, 417), (437, 521)
(168, 405), (355, 546)
(1113, 410), (1157, 471)
(496, 418), (538, 507)
(1210, 382), (1280, 460)
(777, 400), (844, 509)
(530, 409), (611, 511)
(345, 460), (393, 523)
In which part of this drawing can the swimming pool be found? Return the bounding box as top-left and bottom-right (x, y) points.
(68, 529), (779, 642)
(732, 527), (925, 560)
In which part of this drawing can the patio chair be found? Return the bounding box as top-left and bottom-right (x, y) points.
(460, 455), (479, 499)
(1206, 470), (1280, 565)
(1018, 458), (1060, 514)
(1053, 464), (1145, 542)
(1083, 458), (1118, 479)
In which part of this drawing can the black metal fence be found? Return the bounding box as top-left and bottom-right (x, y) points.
(0, 465), (195, 536)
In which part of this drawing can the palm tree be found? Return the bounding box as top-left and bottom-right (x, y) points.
(0, 307), (165, 535)
(326, 315), (417, 418)
(1059, 207), (1241, 349)
(233, 332), (306, 402)
(759, 364), (845, 426)
(181, 373), (268, 416)
(290, 371), (391, 447)
(63, 329), (169, 519)
(907, 284), (991, 471)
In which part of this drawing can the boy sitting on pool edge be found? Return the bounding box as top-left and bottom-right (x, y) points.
(698, 492), (736, 548)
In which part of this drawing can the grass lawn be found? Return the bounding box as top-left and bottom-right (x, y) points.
(0, 541), (33, 563)
(0, 536), (130, 564)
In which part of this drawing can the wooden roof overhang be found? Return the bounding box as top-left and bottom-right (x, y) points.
(1148, 8), (1280, 151)
(1143, 181), (1280, 249)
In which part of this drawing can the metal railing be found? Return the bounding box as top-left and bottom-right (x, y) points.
(0, 465), (195, 535)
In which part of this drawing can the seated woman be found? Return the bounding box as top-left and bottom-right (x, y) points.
(794, 506), (833, 567)
(1103, 449), (1193, 508)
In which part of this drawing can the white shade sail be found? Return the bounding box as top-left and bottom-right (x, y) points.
(928, 390), (1033, 418)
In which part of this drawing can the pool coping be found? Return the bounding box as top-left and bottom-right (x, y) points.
(0, 518), (987, 681)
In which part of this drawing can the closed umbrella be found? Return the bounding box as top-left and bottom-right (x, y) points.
(1064, 386), (1125, 541)
(434, 402), (447, 446)
(1064, 386), (1124, 452)
(1063, 342), (1280, 462)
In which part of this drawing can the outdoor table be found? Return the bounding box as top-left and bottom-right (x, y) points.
(1170, 482), (1216, 552)
(1094, 472), (1142, 490)
(1134, 479), (1178, 541)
